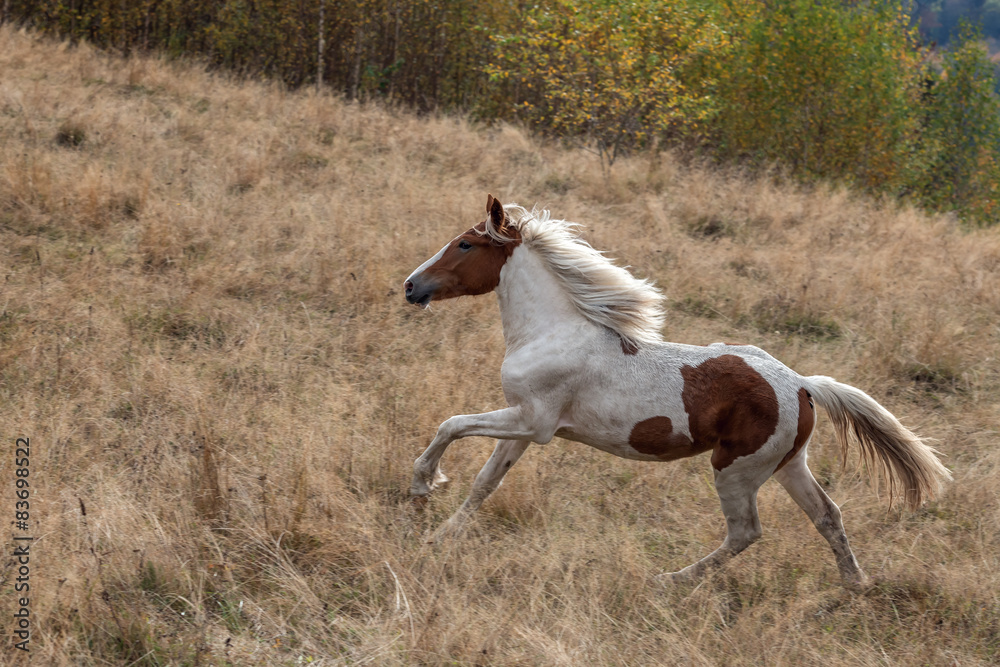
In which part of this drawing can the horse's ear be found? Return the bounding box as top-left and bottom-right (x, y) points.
(486, 193), (495, 215)
(489, 196), (506, 233)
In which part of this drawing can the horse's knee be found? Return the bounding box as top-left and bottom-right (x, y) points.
(722, 531), (760, 556)
(433, 417), (459, 442)
(724, 525), (761, 554)
(743, 525), (763, 549)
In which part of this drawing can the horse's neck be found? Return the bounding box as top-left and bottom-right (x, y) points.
(496, 245), (589, 350)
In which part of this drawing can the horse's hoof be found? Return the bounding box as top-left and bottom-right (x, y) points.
(411, 468), (449, 498)
(655, 568), (699, 587)
(428, 520), (464, 544)
(410, 479), (435, 498)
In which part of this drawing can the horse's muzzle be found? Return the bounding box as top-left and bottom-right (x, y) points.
(404, 279), (433, 308)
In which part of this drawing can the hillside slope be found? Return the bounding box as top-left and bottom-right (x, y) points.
(1, 27), (998, 665)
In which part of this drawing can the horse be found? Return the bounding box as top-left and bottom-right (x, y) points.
(402, 194), (951, 589)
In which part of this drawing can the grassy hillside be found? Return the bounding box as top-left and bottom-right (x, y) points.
(1, 26), (998, 665)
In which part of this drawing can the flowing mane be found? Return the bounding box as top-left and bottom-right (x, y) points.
(484, 204), (666, 347)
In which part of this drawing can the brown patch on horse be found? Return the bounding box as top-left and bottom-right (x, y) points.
(774, 388), (815, 472)
(420, 219), (521, 300)
(619, 334), (639, 355)
(680, 355), (780, 470)
(628, 416), (705, 460)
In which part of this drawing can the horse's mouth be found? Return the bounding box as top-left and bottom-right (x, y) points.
(409, 293), (431, 309)
(404, 281), (432, 308)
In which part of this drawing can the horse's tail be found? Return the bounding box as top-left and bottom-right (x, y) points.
(802, 375), (951, 510)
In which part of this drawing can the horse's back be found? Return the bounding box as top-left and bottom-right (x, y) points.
(704, 341), (781, 362)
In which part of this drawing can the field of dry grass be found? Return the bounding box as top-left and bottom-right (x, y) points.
(0, 25), (998, 665)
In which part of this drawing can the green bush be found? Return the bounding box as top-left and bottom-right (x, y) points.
(484, 0), (724, 163)
(710, 0), (925, 192)
(920, 23), (1000, 223)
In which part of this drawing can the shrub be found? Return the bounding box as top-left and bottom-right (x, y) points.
(709, 0), (925, 193)
(919, 23), (1000, 224)
(484, 0), (725, 163)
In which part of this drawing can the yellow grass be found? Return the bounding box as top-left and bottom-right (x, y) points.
(1, 26), (999, 665)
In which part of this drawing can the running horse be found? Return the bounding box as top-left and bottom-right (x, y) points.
(402, 195), (951, 589)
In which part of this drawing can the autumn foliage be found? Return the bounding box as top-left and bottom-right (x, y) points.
(483, 0), (722, 163)
(5, 0), (1000, 222)
(709, 0), (924, 191)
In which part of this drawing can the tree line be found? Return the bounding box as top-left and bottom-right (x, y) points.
(4, 0), (1000, 224)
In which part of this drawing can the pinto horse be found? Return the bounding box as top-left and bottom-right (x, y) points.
(403, 195), (951, 589)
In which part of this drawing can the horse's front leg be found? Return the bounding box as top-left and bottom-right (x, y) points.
(410, 406), (544, 498)
(429, 439), (530, 542)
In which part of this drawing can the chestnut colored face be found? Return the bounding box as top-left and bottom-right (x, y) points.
(404, 196), (521, 307)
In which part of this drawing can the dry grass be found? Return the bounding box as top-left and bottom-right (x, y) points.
(0, 26), (998, 665)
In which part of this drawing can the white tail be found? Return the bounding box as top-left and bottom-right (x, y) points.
(804, 376), (952, 510)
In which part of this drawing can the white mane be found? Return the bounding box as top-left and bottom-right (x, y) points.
(485, 204), (666, 347)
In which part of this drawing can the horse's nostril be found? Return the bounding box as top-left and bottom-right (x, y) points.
(404, 280), (414, 294)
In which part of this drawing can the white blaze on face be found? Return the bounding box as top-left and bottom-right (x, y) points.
(406, 241), (451, 286)
(405, 237), (462, 309)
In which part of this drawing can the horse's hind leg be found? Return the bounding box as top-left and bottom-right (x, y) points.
(773, 451), (870, 590)
(428, 439), (530, 543)
(664, 469), (764, 584)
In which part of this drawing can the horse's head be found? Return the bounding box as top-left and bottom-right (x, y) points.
(404, 194), (521, 308)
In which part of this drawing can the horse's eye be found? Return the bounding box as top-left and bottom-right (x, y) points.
(458, 240), (472, 250)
